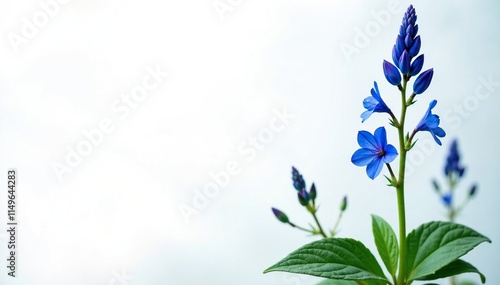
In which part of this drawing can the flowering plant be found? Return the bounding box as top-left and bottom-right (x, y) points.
(264, 5), (490, 285)
(431, 140), (479, 285)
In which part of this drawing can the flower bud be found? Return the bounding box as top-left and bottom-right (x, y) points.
(405, 25), (414, 39)
(404, 33), (413, 48)
(458, 167), (466, 177)
(309, 183), (317, 201)
(412, 24), (419, 38)
(469, 184), (477, 198)
(396, 35), (405, 54)
(383, 60), (402, 86)
(271, 208), (289, 223)
(392, 45), (400, 67)
(399, 50), (410, 74)
(409, 35), (421, 57)
(340, 196), (347, 212)
(399, 25), (405, 37)
(432, 179), (440, 193)
(297, 191), (308, 206)
(410, 54), (424, 76)
(413, 68), (433, 94)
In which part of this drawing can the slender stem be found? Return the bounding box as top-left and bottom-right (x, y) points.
(447, 177), (458, 285)
(311, 210), (328, 238)
(386, 163), (397, 183)
(389, 110), (399, 127)
(407, 130), (417, 148)
(396, 79), (409, 285)
(330, 211), (344, 237)
(450, 275), (456, 285)
(288, 222), (315, 234)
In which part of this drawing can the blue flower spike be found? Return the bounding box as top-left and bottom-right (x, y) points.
(413, 69), (434, 94)
(383, 60), (402, 86)
(414, 100), (446, 145)
(391, 5), (427, 79)
(361, 81), (392, 122)
(291, 166), (305, 191)
(351, 127), (398, 180)
(444, 140), (465, 177)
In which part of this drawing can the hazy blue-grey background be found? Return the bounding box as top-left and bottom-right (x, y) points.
(0, 1), (499, 284)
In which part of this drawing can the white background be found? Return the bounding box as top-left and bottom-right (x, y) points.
(0, 0), (499, 284)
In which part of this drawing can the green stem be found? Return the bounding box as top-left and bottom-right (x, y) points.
(311, 209), (328, 238)
(396, 79), (409, 285)
(447, 177), (458, 285)
(330, 211), (344, 237)
(288, 222), (315, 234)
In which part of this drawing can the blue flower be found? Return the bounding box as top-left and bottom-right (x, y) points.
(444, 140), (465, 177)
(361, 82), (392, 122)
(291, 166), (305, 191)
(414, 100), (446, 145)
(441, 193), (452, 207)
(351, 127), (398, 180)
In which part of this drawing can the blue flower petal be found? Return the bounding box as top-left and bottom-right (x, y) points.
(383, 144), (398, 163)
(352, 149), (377, 166)
(363, 96), (378, 109)
(374, 126), (387, 148)
(361, 110), (374, 123)
(434, 127), (446, 138)
(357, 130), (378, 150)
(366, 157), (384, 180)
(425, 114), (440, 128)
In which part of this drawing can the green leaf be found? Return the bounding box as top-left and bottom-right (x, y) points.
(416, 259), (486, 283)
(315, 279), (358, 285)
(264, 238), (388, 284)
(371, 215), (398, 277)
(405, 221), (490, 282)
